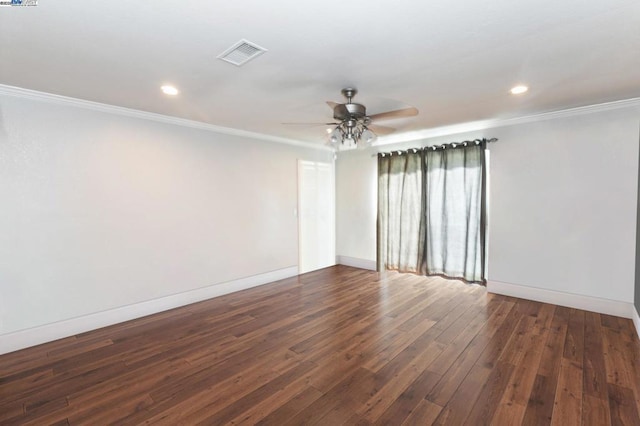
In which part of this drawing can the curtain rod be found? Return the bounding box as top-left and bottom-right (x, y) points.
(374, 138), (498, 157)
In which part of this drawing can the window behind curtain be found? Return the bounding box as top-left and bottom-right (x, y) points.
(377, 144), (486, 284)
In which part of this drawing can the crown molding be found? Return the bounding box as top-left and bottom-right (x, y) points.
(375, 96), (640, 146)
(0, 84), (332, 152)
(2, 83), (638, 151)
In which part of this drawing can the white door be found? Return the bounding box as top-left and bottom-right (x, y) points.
(298, 160), (335, 274)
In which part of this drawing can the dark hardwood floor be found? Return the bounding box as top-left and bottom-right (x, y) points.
(1, 265), (639, 425)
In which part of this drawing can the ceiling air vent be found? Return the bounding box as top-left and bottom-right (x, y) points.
(217, 39), (268, 66)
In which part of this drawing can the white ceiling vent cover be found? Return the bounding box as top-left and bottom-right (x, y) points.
(217, 39), (268, 66)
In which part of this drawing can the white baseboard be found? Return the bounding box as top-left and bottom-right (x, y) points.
(633, 306), (640, 341)
(487, 280), (635, 319)
(0, 266), (299, 356)
(336, 255), (377, 271)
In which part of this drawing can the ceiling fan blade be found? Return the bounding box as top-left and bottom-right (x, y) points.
(282, 122), (338, 126)
(368, 124), (396, 135)
(369, 106), (419, 122)
(327, 101), (349, 120)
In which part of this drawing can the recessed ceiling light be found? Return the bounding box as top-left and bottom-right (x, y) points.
(161, 85), (179, 96)
(510, 85), (528, 95)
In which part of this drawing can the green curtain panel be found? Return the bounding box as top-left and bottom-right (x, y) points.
(378, 145), (486, 284)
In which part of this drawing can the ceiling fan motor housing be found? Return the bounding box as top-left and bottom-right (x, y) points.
(334, 103), (367, 120)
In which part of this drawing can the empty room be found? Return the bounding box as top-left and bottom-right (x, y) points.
(1, 1), (640, 425)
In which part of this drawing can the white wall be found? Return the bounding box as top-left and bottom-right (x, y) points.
(490, 108), (639, 303)
(0, 93), (331, 336)
(2, 90), (637, 348)
(337, 106), (640, 304)
(335, 150), (377, 262)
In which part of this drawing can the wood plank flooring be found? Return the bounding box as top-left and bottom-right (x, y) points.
(1, 265), (639, 425)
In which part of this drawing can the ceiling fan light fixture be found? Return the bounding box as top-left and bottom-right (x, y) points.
(361, 128), (377, 145)
(329, 127), (343, 144)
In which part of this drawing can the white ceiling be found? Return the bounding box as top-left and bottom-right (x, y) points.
(1, 0), (639, 145)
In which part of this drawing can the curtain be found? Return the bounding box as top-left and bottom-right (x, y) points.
(378, 144), (486, 284)
(378, 151), (424, 273)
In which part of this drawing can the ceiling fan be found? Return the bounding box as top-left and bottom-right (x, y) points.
(285, 88), (419, 148)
